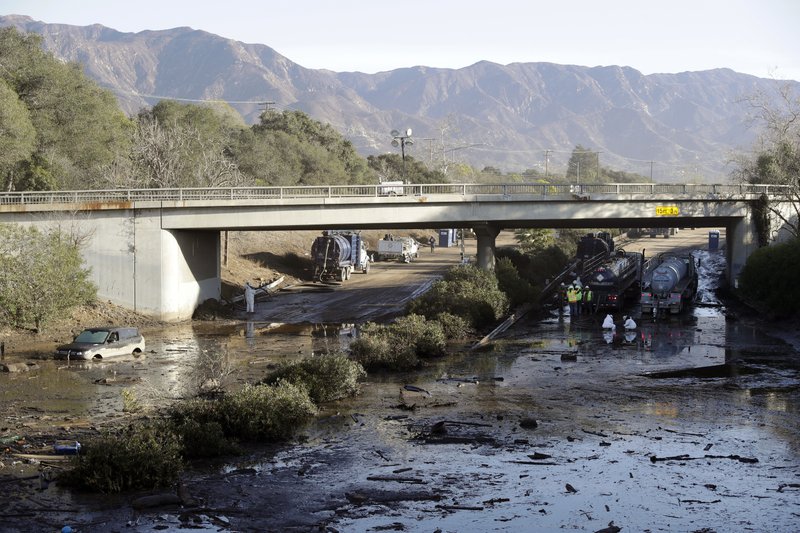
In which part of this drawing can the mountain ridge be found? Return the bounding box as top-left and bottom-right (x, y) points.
(2, 14), (795, 181)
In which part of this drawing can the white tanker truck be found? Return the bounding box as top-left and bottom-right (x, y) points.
(640, 253), (699, 315)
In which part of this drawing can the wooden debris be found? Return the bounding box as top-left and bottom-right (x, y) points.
(650, 454), (758, 464)
(367, 475), (426, 484)
(594, 522), (621, 533)
(528, 452), (552, 460)
(345, 490), (441, 505)
(436, 504), (484, 511)
(565, 483), (578, 493)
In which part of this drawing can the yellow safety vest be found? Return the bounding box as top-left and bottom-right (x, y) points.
(567, 287), (579, 303)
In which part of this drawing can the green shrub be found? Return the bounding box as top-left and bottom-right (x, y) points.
(221, 381), (317, 441)
(173, 419), (237, 459)
(350, 325), (419, 371)
(495, 257), (538, 306)
(262, 352), (366, 403)
(349, 315), (451, 371)
(172, 381), (317, 443)
(391, 314), (446, 357)
(434, 312), (471, 340)
(62, 420), (182, 493)
(408, 265), (508, 330)
(739, 238), (800, 317)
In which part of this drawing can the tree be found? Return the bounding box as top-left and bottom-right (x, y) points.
(0, 27), (131, 190)
(0, 224), (96, 332)
(733, 83), (800, 238)
(130, 104), (248, 188)
(566, 145), (600, 184)
(514, 228), (555, 253)
(243, 109), (374, 186)
(0, 79), (36, 191)
(366, 154), (446, 184)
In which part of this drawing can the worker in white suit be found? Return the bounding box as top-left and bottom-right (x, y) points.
(244, 282), (256, 313)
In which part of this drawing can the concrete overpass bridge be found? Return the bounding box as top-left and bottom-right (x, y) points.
(0, 183), (794, 321)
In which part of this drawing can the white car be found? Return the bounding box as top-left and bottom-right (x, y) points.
(54, 327), (145, 360)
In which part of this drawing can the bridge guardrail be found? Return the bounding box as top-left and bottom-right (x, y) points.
(0, 183), (789, 206)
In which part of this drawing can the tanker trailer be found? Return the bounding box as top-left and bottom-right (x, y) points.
(640, 253), (698, 315)
(584, 249), (644, 311)
(311, 231), (370, 282)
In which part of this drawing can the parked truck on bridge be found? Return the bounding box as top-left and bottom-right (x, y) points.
(640, 253), (698, 315)
(311, 230), (370, 282)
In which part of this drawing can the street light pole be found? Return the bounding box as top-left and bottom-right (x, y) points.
(391, 129), (414, 179)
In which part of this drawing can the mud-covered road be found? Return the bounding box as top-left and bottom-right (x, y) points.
(1, 230), (799, 533)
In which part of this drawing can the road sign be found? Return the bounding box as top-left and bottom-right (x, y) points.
(656, 205), (679, 216)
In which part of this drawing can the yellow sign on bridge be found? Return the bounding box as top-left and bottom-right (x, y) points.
(656, 205), (679, 216)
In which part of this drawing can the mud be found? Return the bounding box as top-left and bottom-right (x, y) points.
(1, 232), (799, 532)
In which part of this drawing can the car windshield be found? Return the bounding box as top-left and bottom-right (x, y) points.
(74, 330), (110, 344)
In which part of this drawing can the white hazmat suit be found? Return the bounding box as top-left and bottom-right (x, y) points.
(602, 314), (616, 330)
(244, 283), (256, 313)
(624, 316), (637, 330)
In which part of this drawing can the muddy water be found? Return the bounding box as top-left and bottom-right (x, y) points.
(2, 250), (799, 532)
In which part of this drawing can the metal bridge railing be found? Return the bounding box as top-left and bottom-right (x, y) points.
(0, 183), (789, 206)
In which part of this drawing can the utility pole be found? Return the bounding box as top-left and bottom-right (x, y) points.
(595, 151), (602, 180)
(544, 150), (551, 177)
(259, 101), (275, 113)
(423, 138), (435, 166)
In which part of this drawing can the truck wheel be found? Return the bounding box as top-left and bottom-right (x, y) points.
(364, 261), (370, 274)
(339, 268), (346, 281)
(346, 267), (352, 280)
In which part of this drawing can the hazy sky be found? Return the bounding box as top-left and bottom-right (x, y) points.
(3, 0), (799, 81)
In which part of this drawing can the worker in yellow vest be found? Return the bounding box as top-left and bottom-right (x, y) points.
(582, 284), (593, 314)
(566, 283), (579, 317)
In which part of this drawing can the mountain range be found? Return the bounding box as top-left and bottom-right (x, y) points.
(2, 14), (797, 182)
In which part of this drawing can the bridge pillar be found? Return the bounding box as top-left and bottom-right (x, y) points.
(726, 212), (759, 287)
(473, 223), (500, 270)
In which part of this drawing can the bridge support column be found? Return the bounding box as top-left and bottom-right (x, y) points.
(727, 213), (758, 287)
(473, 223), (500, 270)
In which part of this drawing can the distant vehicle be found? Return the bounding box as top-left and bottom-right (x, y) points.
(376, 234), (420, 263)
(54, 327), (145, 360)
(627, 228), (676, 239)
(311, 230), (370, 282)
(640, 253), (699, 315)
(378, 180), (406, 196)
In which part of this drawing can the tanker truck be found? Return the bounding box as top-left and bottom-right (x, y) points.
(311, 230), (370, 282)
(640, 253), (698, 315)
(583, 248), (644, 311)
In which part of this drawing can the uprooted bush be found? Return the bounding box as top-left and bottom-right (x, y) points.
(261, 352), (366, 403)
(174, 381), (318, 442)
(350, 314), (447, 371)
(61, 420), (183, 493)
(408, 265), (509, 330)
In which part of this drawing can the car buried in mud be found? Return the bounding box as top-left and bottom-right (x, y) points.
(54, 327), (145, 360)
